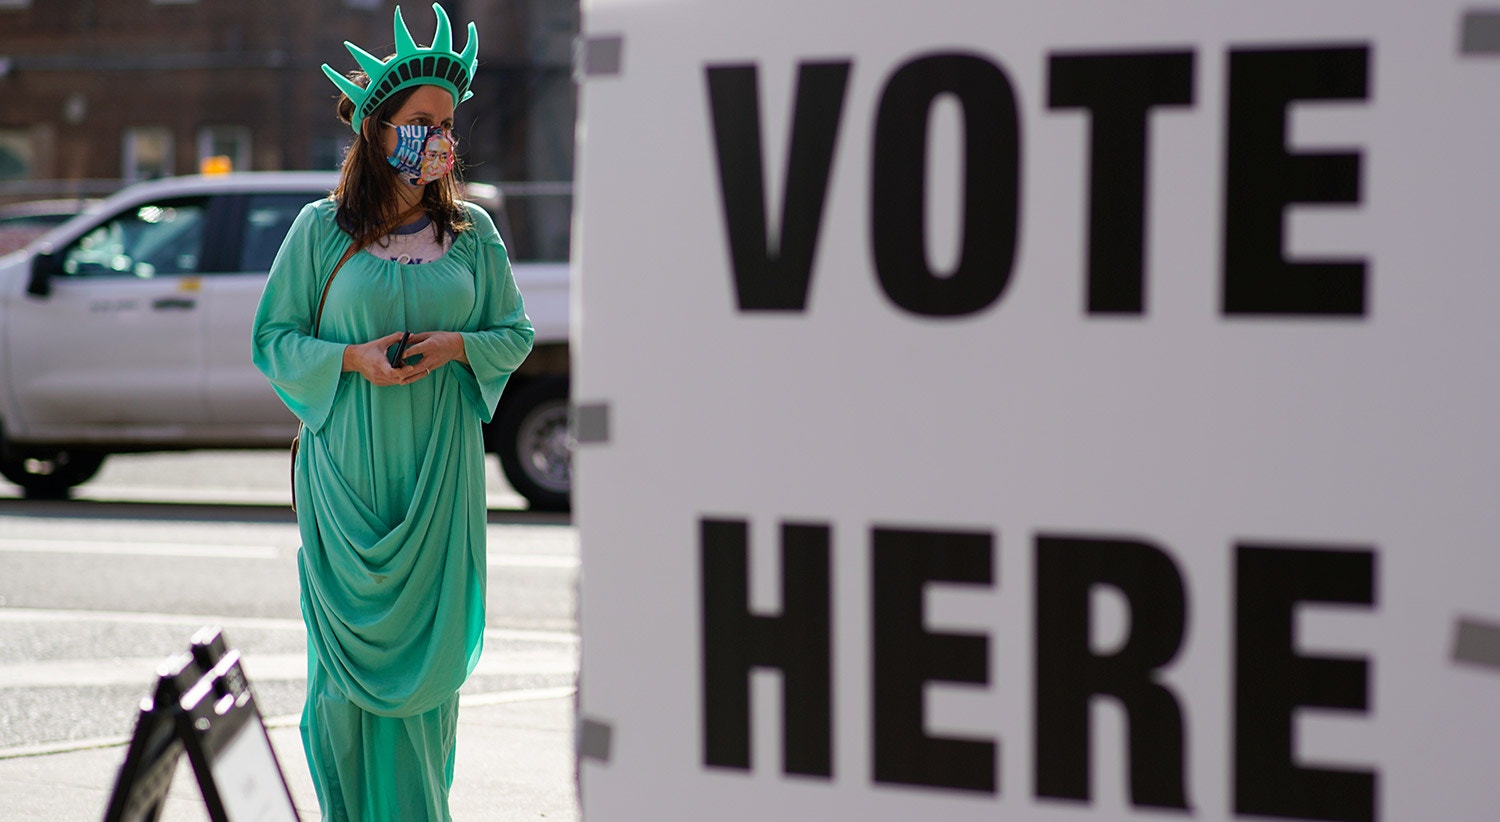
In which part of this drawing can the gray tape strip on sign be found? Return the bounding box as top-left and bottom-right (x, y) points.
(1453, 618), (1500, 671)
(574, 402), (610, 445)
(1460, 10), (1500, 54)
(584, 35), (624, 77)
(578, 717), (613, 763)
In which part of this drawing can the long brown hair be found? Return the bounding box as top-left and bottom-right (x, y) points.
(332, 71), (472, 248)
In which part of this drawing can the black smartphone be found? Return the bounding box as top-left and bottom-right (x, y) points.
(387, 330), (412, 368)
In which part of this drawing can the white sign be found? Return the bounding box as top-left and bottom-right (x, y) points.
(573, 2), (1500, 820)
(209, 720), (300, 822)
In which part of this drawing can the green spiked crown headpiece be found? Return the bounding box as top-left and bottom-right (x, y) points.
(322, 3), (478, 135)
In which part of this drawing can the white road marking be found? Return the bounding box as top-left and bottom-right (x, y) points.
(0, 652), (577, 689)
(0, 607), (579, 644)
(0, 607), (304, 631)
(0, 537), (576, 568)
(68, 484), (528, 509)
(0, 537), (280, 560)
(457, 685), (578, 709)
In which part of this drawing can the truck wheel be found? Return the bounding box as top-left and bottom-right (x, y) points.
(0, 450), (106, 499)
(495, 376), (572, 511)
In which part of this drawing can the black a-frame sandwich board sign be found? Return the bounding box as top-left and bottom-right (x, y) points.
(103, 626), (300, 822)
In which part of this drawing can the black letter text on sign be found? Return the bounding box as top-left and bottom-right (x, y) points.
(701, 519), (833, 777)
(1223, 46), (1370, 317)
(872, 527), (997, 793)
(706, 63), (851, 312)
(872, 54), (1021, 317)
(1034, 535), (1191, 810)
(1048, 51), (1195, 315)
(1236, 544), (1378, 822)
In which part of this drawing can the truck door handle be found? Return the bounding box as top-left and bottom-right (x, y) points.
(152, 297), (196, 310)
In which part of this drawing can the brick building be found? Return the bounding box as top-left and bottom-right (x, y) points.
(0, 0), (577, 256)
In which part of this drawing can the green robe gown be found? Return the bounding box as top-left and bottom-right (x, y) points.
(251, 199), (534, 821)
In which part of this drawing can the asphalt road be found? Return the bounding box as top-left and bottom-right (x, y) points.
(0, 450), (579, 758)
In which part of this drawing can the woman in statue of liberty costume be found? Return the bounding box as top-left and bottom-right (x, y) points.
(251, 5), (533, 818)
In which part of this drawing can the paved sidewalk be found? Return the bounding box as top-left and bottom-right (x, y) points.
(0, 692), (580, 821)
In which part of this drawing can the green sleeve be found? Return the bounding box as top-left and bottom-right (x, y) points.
(250, 202), (350, 433)
(457, 204), (536, 421)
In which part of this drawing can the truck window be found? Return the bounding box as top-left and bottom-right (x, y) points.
(61, 197), (209, 279)
(239, 193), (326, 272)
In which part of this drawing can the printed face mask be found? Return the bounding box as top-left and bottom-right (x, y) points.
(385, 123), (457, 186)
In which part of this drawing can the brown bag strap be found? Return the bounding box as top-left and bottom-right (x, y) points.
(312, 242), (359, 338)
(310, 202), (425, 338)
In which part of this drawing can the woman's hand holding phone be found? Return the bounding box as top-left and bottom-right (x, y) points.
(343, 331), (426, 386)
(387, 331), (413, 368)
(341, 330), (466, 386)
(398, 331), (468, 375)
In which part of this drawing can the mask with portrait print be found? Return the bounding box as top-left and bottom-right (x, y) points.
(386, 123), (457, 186)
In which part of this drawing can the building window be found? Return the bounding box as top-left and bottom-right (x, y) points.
(198, 126), (251, 174)
(0, 130), (32, 180)
(123, 127), (173, 182)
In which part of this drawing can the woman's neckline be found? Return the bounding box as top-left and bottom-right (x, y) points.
(390, 214), (434, 236)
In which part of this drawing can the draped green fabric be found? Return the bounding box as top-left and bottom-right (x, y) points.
(251, 199), (534, 820)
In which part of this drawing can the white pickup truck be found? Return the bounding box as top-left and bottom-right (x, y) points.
(0, 172), (572, 509)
